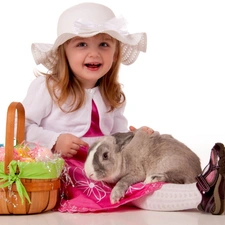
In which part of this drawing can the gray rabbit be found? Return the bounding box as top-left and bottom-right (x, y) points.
(84, 129), (202, 204)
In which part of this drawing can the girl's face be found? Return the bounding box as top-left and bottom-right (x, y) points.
(65, 34), (118, 89)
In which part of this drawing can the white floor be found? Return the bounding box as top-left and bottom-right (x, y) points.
(1, 206), (225, 225)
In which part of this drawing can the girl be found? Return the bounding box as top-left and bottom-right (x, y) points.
(22, 2), (225, 214)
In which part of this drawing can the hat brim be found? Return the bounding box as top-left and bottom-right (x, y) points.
(32, 31), (147, 69)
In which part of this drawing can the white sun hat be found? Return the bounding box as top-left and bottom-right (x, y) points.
(31, 2), (147, 69)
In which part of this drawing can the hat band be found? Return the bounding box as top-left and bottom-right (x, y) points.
(73, 17), (129, 36)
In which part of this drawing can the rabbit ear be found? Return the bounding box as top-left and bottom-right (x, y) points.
(112, 132), (134, 152)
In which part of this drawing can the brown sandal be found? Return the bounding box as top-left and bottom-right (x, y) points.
(196, 143), (225, 215)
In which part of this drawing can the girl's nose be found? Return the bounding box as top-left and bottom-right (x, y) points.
(87, 46), (100, 58)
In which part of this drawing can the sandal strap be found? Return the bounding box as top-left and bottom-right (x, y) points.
(215, 143), (225, 175)
(219, 159), (225, 174)
(196, 174), (210, 192)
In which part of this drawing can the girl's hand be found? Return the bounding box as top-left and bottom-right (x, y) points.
(129, 125), (154, 136)
(53, 133), (89, 157)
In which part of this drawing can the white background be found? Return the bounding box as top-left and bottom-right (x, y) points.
(0, 0), (224, 167)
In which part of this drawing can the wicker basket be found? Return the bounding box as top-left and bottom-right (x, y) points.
(0, 102), (62, 214)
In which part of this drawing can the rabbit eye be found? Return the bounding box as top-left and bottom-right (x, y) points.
(102, 152), (108, 160)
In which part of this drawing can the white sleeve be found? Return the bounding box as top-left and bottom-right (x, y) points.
(22, 76), (60, 149)
(111, 101), (129, 134)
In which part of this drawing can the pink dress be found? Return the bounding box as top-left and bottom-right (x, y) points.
(55, 101), (163, 213)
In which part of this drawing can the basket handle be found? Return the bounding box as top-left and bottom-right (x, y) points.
(4, 102), (25, 174)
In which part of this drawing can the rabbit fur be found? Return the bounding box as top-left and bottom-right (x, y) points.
(84, 129), (202, 204)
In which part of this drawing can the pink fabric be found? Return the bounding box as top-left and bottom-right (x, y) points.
(83, 100), (104, 137)
(55, 101), (163, 213)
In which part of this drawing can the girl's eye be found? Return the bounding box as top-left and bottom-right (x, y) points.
(100, 42), (109, 47)
(77, 42), (87, 47)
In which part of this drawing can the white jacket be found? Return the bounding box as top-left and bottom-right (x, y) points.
(22, 76), (129, 149)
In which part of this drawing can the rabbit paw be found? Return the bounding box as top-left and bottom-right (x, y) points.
(144, 174), (167, 184)
(110, 187), (125, 204)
